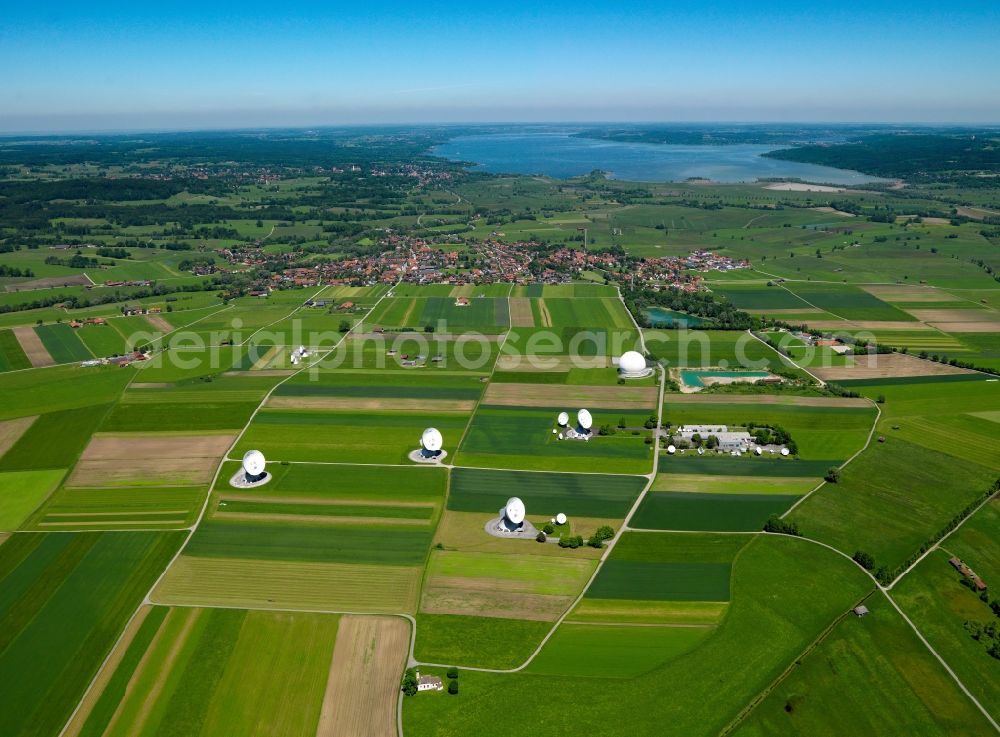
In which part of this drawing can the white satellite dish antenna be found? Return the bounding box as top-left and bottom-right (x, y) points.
(504, 497), (526, 525)
(577, 409), (593, 431)
(242, 449), (266, 477)
(666, 444), (676, 454)
(618, 350), (647, 376)
(555, 512), (567, 525)
(421, 427), (443, 453)
(557, 411), (569, 427)
(780, 447), (790, 456)
(754, 446), (763, 456)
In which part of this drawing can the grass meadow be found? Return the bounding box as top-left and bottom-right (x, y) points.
(404, 535), (873, 737)
(731, 592), (995, 736)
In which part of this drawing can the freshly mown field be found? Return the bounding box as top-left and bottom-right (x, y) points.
(404, 535), (873, 737)
(420, 549), (597, 622)
(154, 555), (423, 613)
(731, 592), (993, 736)
(448, 468), (646, 519)
(457, 405), (653, 474)
(66, 606), (339, 737)
(0, 531), (184, 737)
(317, 615), (409, 737)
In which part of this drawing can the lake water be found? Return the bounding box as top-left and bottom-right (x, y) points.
(432, 132), (881, 185)
(644, 307), (705, 328)
(680, 369), (772, 387)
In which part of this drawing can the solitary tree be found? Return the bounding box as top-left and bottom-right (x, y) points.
(401, 669), (418, 696)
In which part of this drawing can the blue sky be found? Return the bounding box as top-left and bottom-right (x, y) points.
(2, 0), (999, 132)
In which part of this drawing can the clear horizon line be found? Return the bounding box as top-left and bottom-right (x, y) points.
(2, 120), (1000, 138)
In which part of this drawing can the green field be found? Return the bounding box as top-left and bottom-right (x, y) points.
(2, 136), (999, 735)
(0, 405), (110, 471)
(526, 623), (711, 678)
(367, 295), (509, 332)
(0, 364), (133, 419)
(0, 329), (31, 372)
(0, 531), (184, 737)
(413, 613), (551, 669)
(236, 408), (470, 464)
(404, 535), (873, 736)
(642, 329), (807, 377)
(732, 593), (995, 736)
(892, 550), (1000, 716)
(34, 323), (94, 362)
(662, 400), (875, 462)
(789, 437), (997, 572)
(0, 469), (66, 529)
(632, 491), (801, 531)
(448, 468), (646, 518)
(457, 405), (653, 473)
(73, 607), (338, 737)
(26, 485), (204, 530)
(184, 520), (433, 565)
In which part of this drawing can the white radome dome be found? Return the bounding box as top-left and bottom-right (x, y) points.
(619, 350), (646, 374)
(557, 411), (569, 426)
(242, 449), (266, 476)
(421, 427), (443, 452)
(666, 444), (676, 454)
(780, 447), (790, 456)
(555, 512), (567, 525)
(504, 497), (526, 525)
(577, 409), (593, 430)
